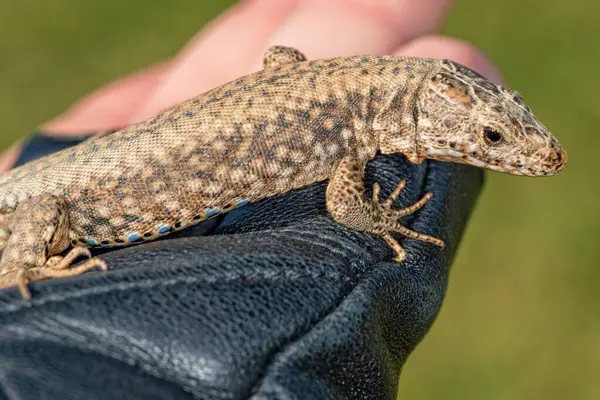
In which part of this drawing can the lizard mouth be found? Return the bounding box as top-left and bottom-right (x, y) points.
(423, 146), (567, 177)
(476, 144), (568, 176)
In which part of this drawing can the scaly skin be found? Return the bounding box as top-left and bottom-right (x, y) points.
(0, 46), (567, 298)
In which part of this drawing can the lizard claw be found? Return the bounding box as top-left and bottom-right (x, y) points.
(10, 247), (107, 300)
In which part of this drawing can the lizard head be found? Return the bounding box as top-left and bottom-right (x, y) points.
(413, 60), (567, 176)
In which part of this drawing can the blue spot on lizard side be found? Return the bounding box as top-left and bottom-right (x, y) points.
(127, 233), (142, 242)
(235, 199), (249, 207)
(158, 224), (172, 234)
(205, 207), (220, 218)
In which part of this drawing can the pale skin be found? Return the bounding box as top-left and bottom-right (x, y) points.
(0, 0), (510, 298)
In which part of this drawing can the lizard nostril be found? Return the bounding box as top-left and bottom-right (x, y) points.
(556, 150), (563, 162)
(545, 145), (567, 172)
(557, 148), (568, 168)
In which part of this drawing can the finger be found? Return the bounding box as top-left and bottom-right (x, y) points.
(394, 35), (504, 84)
(132, 0), (458, 122)
(131, 0), (301, 122)
(0, 1), (301, 169)
(1, 63), (170, 172)
(37, 0), (462, 132)
(40, 0), (295, 133)
(265, 0), (457, 60)
(41, 62), (170, 134)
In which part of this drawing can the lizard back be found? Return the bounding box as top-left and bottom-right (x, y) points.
(0, 55), (436, 246)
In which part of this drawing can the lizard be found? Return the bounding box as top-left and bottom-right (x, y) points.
(0, 46), (567, 299)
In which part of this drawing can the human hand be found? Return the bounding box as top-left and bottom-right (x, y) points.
(0, 1), (501, 399)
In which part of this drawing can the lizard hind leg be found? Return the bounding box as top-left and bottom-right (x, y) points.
(326, 155), (445, 262)
(0, 195), (106, 299)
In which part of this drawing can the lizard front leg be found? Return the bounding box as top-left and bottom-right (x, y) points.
(0, 195), (106, 299)
(326, 155), (445, 262)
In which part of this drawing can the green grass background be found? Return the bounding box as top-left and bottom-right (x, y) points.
(0, 1), (597, 398)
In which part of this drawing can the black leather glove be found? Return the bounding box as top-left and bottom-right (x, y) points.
(0, 133), (483, 400)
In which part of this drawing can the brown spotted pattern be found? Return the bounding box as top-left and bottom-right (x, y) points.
(0, 45), (566, 296)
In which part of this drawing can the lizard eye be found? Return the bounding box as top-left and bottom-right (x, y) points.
(483, 127), (503, 144)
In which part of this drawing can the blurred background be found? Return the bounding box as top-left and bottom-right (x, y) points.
(0, 1), (597, 398)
